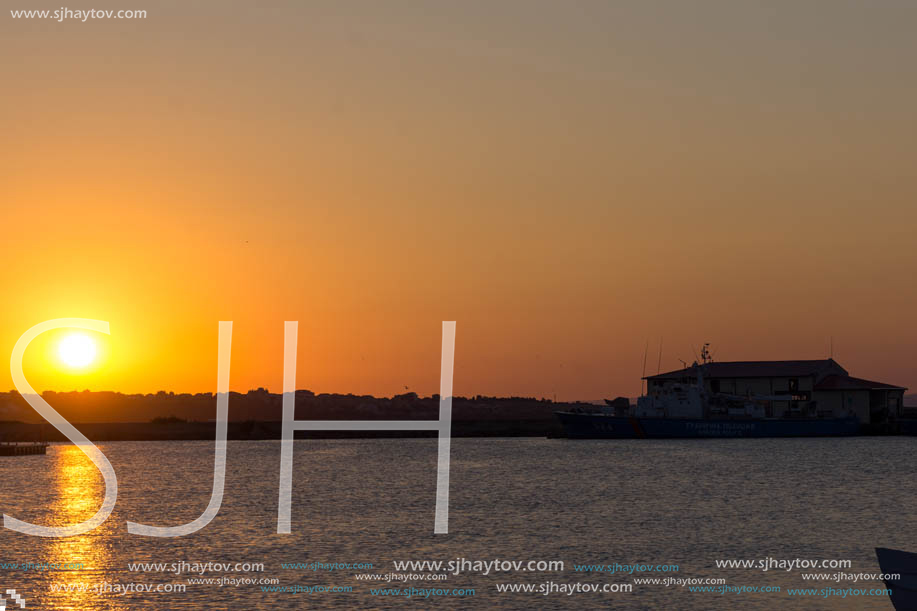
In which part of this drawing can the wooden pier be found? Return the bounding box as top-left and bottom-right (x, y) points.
(0, 442), (48, 456)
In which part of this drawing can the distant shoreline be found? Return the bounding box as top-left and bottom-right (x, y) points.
(0, 419), (565, 441)
(0, 390), (586, 440)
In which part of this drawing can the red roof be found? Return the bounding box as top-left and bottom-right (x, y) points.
(814, 374), (906, 391)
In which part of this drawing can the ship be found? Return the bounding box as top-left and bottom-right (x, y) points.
(875, 548), (917, 610)
(900, 415), (917, 436)
(555, 345), (905, 439)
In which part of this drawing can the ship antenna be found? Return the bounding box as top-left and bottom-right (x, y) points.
(641, 339), (649, 395)
(701, 342), (713, 364)
(656, 338), (663, 375)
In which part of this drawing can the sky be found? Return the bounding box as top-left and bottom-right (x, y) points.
(2, 0), (916, 399)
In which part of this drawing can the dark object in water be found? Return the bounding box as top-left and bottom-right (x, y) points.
(0, 443), (47, 456)
(875, 547), (917, 610)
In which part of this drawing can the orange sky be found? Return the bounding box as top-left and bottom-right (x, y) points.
(2, 1), (916, 399)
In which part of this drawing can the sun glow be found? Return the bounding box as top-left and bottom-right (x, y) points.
(58, 333), (98, 368)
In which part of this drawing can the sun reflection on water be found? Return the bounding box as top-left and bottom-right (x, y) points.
(44, 445), (127, 611)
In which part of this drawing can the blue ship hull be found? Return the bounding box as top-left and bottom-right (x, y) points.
(900, 419), (917, 435)
(555, 412), (861, 439)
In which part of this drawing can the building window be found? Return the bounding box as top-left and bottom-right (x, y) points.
(788, 379), (799, 392)
(711, 380), (720, 393)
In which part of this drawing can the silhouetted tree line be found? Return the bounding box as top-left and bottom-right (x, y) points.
(0, 390), (594, 424)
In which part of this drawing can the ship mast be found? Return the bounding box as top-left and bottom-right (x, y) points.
(700, 342), (713, 365)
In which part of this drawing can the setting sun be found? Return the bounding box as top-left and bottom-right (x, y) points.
(58, 333), (98, 369)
